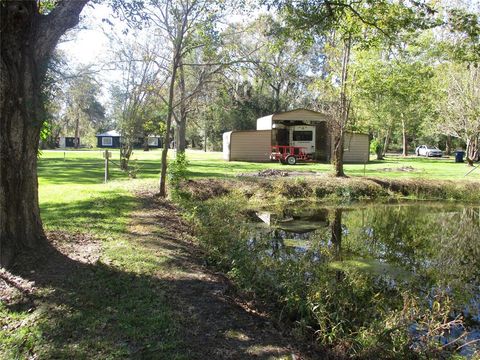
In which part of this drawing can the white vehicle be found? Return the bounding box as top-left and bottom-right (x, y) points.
(415, 145), (443, 157)
(289, 125), (316, 154)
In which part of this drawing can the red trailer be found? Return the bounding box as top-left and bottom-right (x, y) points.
(270, 145), (312, 165)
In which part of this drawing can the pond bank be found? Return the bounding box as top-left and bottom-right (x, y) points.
(174, 177), (480, 359)
(179, 176), (480, 202)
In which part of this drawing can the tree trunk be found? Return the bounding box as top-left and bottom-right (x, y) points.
(0, 107), (45, 268)
(445, 135), (452, 156)
(273, 85), (281, 112)
(120, 143), (132, 171)
(159, 52), (180, 197)
(466, 137), (478, 167)
(74, 115), (80, 148)
(0, 0), (88, 268)
(143, 136), (150, 151)
(177, 119), (186, 153)
(332, 36), (351, 177)
(376, 145), (383, 160)
(204, 129), (207, 152)
(382, 127), (391, 157)
(401, 117), (408, 157)
(333, 131), (345, 177)
(177, 61), (187, 153)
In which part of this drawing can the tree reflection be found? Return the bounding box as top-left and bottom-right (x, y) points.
(330, 208), (343, 260)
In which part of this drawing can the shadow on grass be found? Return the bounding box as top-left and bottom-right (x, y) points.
(38, 158), (127, 185)
(7, 251), (302, 359)
(41, 194), (136, 236)
(2, 243), (181, 359)
(4, 251), (303, 360)
(2, 193), (310, 359)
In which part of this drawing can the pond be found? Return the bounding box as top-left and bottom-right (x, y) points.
(247, 203), (480, 357)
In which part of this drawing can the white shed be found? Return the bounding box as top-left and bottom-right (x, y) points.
(223, 130), (271, 162)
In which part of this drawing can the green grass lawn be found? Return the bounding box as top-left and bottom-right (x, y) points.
(2, 151), (189, 359)
(38, 149), (480, 186)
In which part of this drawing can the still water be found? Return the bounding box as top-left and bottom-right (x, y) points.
(249, 203), (480, 357)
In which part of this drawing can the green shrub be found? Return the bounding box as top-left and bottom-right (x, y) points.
(168, 152), (190, 192)
(177, 187), (473, 358)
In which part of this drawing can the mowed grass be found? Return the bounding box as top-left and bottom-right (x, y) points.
(2, 151), (188, 359)
(38, 148), (480, 183)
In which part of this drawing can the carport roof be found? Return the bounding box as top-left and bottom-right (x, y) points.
(256, 108), (327, 130)
(96, 130), (121, 137)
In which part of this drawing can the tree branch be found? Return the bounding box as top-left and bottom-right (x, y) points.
(36, 0), (89, 61)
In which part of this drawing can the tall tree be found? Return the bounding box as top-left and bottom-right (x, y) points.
(353, 42), (435, 157)
(64, 71), (106, 148)
(140, 0), (226, 196)
(437, 64), (480, 166)
(275, 0), (436, 175)
(109, 33), (165, 170)
(0, 0), (89, 267)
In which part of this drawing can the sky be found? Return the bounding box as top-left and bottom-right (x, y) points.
(57, 2), (254, 67)
(56, 1), (258, 106)
(58, 3), (112, 67)
(57, 3), (131, 105)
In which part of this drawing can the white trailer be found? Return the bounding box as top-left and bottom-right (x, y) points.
(289, 125), (316, 154)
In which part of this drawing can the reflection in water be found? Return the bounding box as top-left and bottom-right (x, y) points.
(330, 208), (342, 261)
(252, 203), (480, 357)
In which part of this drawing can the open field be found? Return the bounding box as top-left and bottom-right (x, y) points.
(39, 149), (480, 187)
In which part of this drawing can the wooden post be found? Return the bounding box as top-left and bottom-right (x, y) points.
(104, 150), (110, 183)
(64, 151), (66, 161)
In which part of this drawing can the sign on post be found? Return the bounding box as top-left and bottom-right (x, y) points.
(103, 150), (111, 183)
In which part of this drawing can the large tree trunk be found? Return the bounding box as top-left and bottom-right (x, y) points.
(0, 0), (88, 268)
(0, 109), (44, 268)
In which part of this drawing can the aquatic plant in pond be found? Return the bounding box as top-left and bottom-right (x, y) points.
(188, 196), (480, 358)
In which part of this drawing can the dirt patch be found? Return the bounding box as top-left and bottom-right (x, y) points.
(238, 169), (323, 178)
(0, 269), (37, 305)
(1, 232), (100, 306)
(47, 231), (101, 264)
(379, 166), (417, 172)
(131, 190), (326, 359)
(180, 179), (231, 200)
